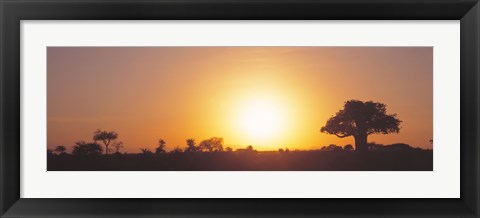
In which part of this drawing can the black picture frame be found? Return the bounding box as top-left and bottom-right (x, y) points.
(1, 0), (479, 217)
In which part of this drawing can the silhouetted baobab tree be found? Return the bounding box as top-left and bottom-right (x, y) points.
(320, 100), (401, 152)
(93, 129), (118, 155)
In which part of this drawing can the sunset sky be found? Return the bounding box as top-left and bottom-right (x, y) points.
(47, 47), (432, 153)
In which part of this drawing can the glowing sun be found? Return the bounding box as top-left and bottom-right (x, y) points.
(238, 98), (286, 140)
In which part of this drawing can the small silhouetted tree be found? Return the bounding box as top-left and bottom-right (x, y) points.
(225, 147), (233, 152)
(246, 145), (255, 152)
(156, 139), (167, 154)
(199, 139), (212, 152)
(93, 129), (118, 155)
(199, 137), (224, 152)
(185, 138), (198, 152)
(54, 145), (67, 155)
(320, 100), (401, 152)
(72, 141), (103, 156)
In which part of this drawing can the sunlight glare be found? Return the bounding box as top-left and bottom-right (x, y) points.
(238, 99), (285, 140)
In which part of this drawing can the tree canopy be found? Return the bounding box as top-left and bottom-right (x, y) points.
(156, 139), (167, 154)
(185, 138), (198, 152)
(321, 100), (401, 151)
(93, 129), (118, 155)
(199, 137), (224, 152)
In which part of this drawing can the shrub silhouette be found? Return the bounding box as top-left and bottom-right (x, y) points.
(72, 141), (103, 156)
(170, 146), (183, 154)
(321, 100), (401, 152)
(344, 144), (354, 151)
(320, 144), (343, 151)
(93, 129), (118, 155)
(140, 148), (153, 156)
(387, 143), (412, 150)
(54, 145), (67, 155)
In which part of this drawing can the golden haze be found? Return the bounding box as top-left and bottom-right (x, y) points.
(47, 47), (433, 152)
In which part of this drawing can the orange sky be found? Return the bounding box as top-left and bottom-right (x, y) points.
(47, 47), (433, 152)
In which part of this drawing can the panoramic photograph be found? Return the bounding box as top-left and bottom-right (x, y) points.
(47, 47), (433, 171)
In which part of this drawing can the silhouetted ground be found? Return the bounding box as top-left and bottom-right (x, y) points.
(48, 150), (432, 171)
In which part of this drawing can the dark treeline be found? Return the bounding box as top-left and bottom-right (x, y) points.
(47, 100), (433, 171)
(48, 136), (432, 171)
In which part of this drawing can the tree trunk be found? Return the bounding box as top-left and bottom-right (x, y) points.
(105, 145), (109, 156)
(354, 133), (368, 152)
